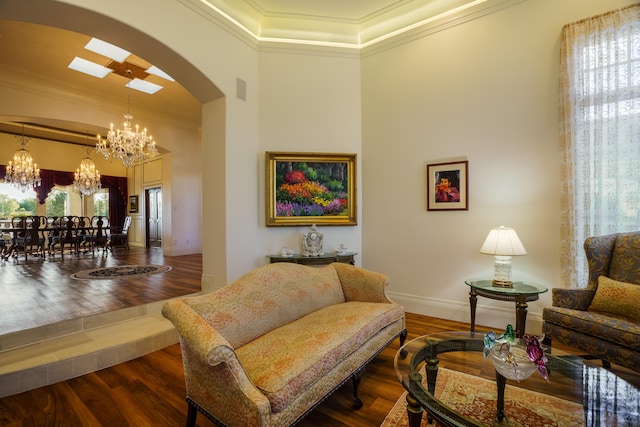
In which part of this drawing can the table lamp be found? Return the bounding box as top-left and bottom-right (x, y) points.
(480, 226), (527, 287)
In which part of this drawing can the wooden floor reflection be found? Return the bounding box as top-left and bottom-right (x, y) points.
(0, 247), (202, 335)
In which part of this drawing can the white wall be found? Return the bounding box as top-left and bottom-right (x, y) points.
(361, 0), (638, 334)
(257, 48), (363, 265)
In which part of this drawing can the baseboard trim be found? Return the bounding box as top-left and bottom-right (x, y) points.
(387, 291), (543, 335)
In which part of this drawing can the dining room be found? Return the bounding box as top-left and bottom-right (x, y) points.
(0, 245), (202, 337)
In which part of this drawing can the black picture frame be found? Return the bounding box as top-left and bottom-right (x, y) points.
(129, 195), (139, 213)
(427, 161), (469, 211)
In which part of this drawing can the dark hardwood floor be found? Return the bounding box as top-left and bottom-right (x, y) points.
(0, 247), (201, 335)
(1, 311), (638, 427)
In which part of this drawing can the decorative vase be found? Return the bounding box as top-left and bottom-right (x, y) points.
(489, 343), (537, 381)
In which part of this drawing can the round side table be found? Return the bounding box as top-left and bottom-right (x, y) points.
(465, 279), (548, 337)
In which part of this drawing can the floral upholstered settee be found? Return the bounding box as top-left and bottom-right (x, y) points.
(542, 231), (640, 371)
(162, 262), (406, 427)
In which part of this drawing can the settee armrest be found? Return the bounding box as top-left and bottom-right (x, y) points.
(162, 299), (271, 426)
(332, 263), (392, 303)
(551, 287), (596, 311)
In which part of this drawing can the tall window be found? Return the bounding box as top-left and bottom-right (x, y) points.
(560, 5), (640, 287)
(45, 189), (68, 217)
(93, 189), (109, 218)
(0, 183), (37, 218)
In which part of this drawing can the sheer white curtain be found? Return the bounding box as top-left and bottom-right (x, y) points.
(560, 5), (640, 288)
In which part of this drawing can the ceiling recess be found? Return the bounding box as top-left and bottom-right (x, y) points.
(106, 60), (150, 80)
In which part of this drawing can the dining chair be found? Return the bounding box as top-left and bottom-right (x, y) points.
(109, 216), (131, 251)
(83, 215), (110, 254)
(74, 216), (91, 254)
(8, 216), (46, 262)
(49, 215), (79, 258)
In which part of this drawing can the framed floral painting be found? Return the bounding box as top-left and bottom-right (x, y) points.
(427, 160), (468, 211)
(266, 152), (357, 226)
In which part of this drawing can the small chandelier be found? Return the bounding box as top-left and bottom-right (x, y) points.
(74, 147), (101, 196)
(5, 126), (41, 192)
(96, 70), (157, 168)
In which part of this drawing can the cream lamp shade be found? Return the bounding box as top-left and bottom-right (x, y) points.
(480, 226), (527, 287)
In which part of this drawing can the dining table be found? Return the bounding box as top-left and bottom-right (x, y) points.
(1, 217), (110, 260)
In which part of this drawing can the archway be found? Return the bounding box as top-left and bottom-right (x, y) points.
(0, 0), (227, 334)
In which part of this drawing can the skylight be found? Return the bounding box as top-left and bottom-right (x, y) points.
(127, 78), (163, 94)
(68, 57), (112, 78)
(84, 38), (130, 62)
(67, 37), (172, 94)
(146, 65), (174, 82)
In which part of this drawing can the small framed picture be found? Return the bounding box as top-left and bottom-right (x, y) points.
(426, 161), (468, 211)
(129, 195), (139, 213)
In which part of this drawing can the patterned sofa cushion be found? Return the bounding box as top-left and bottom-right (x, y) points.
(183, 263), (346, 348)
(589, 276), (640, 322)
(236, 300), (404, 412)
(543, 306), (640, 350)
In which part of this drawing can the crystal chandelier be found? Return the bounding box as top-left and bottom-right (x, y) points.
(74, 149), (101, 196)
(96, 70), (157, 168)
(5, 128), (41, 192)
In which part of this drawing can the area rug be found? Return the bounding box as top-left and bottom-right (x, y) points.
(71, 265), (171, 280)
(381, 368), (584, 427)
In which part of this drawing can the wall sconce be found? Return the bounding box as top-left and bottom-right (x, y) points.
(480, 226), (527, 287)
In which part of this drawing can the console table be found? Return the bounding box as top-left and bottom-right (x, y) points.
(267, 252), (357, 266)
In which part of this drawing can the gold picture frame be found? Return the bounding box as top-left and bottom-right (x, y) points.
(427, 160), (469, 211)
(266, 152), (357, 226)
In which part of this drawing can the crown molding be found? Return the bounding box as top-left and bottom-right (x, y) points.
(200, 0), (481, 46)
(256, 41), (361, 60)
(179, 0), (525, 57)
(176, 0), (259, 51)
(362, 0), (526, 57)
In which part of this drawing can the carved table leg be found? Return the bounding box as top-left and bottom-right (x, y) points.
(469, 288), (478, 333)
(515, 295), (528, 338)
(424, 344), (440, 425)
(494, 371), (509, 425)
(405, 393), (423, 427)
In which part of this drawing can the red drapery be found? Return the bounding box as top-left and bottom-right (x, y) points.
(0, 165), (127, 229)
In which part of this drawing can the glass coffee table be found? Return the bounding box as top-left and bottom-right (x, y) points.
(394, 331), (639, 427)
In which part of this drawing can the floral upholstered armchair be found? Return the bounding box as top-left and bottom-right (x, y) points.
(542, 231), (640, 371)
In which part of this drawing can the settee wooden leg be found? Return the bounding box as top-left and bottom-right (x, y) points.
(186, 400), (198, 427)
(352, 372), (363, 409)
(399, 329), (408, 359)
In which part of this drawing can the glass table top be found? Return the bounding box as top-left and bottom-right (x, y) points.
(267, 251), (357, 259)
(465, 279), (548, 295)
(394, 331), (639, 427)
